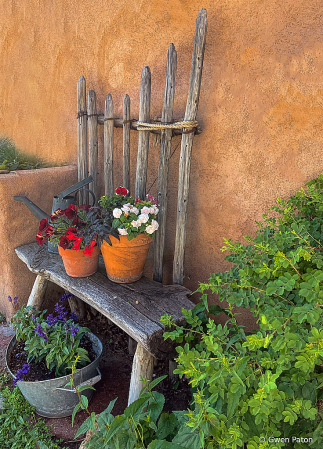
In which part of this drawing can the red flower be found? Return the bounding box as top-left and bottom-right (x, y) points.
(45, 226), (53, 237)
(65, 204), (78, 220)
(135, 197), (141, 204)
(50, 208), (65, 221)
(146, 194), (159, 206)
(115, 186), (128, 196)
(39, 218), (49, 232)
(82, 240), (96, 256)
(36, 232), (45, 246)
(59, 236), (70, 249)
(79, 204), (91, 212)
(71, 236), (82, 251)
(65, 231), (76, 240)
(67, 227), (77, 233)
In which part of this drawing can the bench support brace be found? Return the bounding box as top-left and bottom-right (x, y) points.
(128, 343), (154, 405)
(27, 274), (49, 309)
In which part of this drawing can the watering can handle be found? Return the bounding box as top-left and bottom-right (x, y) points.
(52, 367), (101, 393)
(74, 188), (96, 207)
(56, 176), (93, 199)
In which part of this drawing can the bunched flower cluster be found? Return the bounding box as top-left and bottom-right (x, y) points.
(36, 204), (98, 256)
(99, 187), (159, 241)
(9, 293), (91, 378)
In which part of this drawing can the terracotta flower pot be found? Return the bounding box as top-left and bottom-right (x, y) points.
(101, 233), (153, 283)
(58, 245), (100, 277)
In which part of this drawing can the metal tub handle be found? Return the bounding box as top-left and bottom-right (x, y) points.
(52, 367), (101, 393)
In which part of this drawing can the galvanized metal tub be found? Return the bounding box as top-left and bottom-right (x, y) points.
(6, 332), (102, 418)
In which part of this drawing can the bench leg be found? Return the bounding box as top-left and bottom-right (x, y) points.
(128, 343), (154, 405)
(128, 337), (137, 356)
(27, 275), (49, 309)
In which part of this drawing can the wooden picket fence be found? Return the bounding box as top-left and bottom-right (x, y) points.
(76, 8), (207, 286)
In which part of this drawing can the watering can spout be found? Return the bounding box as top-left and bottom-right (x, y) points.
(14, 196), (50, 221)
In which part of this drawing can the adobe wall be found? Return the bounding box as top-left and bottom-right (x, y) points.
(0, 1), (323, 327)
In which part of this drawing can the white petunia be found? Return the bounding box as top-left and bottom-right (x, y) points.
(118, 228), (128, 235)
(113, 208), (122, 218)
(146, 225), (155, 234)
(130, 206), (139, 215)
(131, 220), (140, 228)
(151, 219), (159, 231)
(138, 213), (149, 223)
(122, 205), (131, 212)
(141, 206), (150, 214)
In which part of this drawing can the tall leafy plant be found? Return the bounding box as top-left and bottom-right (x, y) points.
(162, 174), (323, 448)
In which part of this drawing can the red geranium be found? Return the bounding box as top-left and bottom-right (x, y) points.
(82, 240), (96, 256)
(36, 232), (45, 245)
(39, 218), (49, 232)
(59, 236), (70, 249)
(65, 204), (78, 220)
(71, 236), (82, 251)
(135, 197), (141, 204)
(115, 186), (128, 196)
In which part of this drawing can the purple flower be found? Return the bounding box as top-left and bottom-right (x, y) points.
(60, 292), (75, 303)
(13, 296), (18, 304)
(70, 310), (78, 321)
(8, 296), (12, 303)
(54, 302), (67, 321)
(47, 314), (57, 326)
(34, 323), (47, 342)
(13, 364), (30, 385)
(70, 325), (79, 337)
(31, 314), (36, 322)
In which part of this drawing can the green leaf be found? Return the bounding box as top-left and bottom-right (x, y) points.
(149, 375), (167, 391)
(156, 412), (178, 440)
(148, 391), (165, 422)
(148, 440), (186, 449)
(172, 428), (202, 449)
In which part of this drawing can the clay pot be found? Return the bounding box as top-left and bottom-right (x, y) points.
(101, 233), (153, 283)
(58, 245), (100, 277)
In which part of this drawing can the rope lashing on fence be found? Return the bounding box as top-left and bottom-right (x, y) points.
(136, 120), (198, 131)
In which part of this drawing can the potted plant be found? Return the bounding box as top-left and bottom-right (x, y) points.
(99, 187), (159, 283)
(6, 294), (102, 418)
(36, 204), (114, 277)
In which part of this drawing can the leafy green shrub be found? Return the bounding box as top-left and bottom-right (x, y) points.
(162, 174), (323, 448)
(0, 136), (54, 171)
(0, 386), (64, 449)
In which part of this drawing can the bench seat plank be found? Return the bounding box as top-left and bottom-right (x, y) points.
(15, 243), (194, 359)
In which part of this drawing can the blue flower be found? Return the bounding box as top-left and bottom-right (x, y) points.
(54, 302), (68, 321)
(47, 314), (57, 326)
(59, 292), (75, 303)
(70, 310), (78, 321)
(70, 325), (79, 337)
(8, 296), (12, 303)
(34, 323), (47, 342)
(13, 364), (30, 385)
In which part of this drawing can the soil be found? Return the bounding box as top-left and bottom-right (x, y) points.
(7, 334), (96, 381)
(2, 308), (192, 449)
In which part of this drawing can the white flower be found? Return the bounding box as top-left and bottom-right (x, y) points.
(141, 206), (150, 214)
(131, 220), (140, 228)
(153, 206), (159, 215)
(151, 219), (159, 231)
(130, 206), (139, 215)
(138, 213), (149, 223)
(122, 205), (131, 212)
(118, 228), (128, 235)
(113, 208), (122, 218)
(146, 225), (155, 234)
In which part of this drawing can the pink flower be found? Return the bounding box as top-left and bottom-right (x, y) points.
(146, 225), (155, 234)
(151, 219), (159, 231)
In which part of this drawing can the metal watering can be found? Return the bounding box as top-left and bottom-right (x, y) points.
(14, 176), (96, 253)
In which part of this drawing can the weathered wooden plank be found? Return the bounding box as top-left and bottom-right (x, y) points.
(153, 43), (177, 283)
(128, 337), (137, 356)
(135, 67), (151, 200)
(104, 94), (114, 197)
(97, 115), (202, 135)
(123, 95), (131, 193)
(88, 90), (98, 205)
(27, 275), (49, 309)
(128, 344), (154, 404)
(77, 76), (88, 205)
(173, 9), (207, 285)
(15, 243), (194, 358)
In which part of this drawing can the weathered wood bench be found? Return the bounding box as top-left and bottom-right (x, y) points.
(15, 9), (207, 405)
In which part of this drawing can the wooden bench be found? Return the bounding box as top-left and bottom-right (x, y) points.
(15, 9), (207, 405)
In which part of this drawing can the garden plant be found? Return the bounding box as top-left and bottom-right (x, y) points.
(22, 174), (323, 448)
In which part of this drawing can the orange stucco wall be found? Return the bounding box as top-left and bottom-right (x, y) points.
(1, 1), (323, 325)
